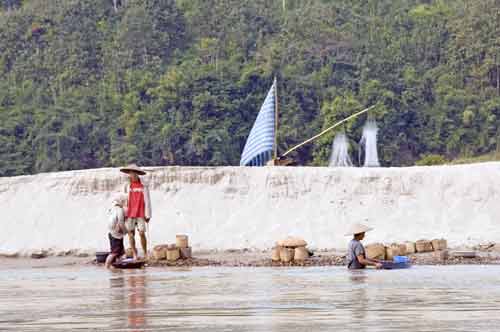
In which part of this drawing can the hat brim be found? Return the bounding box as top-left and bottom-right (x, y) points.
(345, 227), (373, 236)
(120, 168), (146, 175)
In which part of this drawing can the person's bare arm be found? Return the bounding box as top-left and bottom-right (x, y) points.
(118, 222), (127, 235)
(143, 183), (152, 222)
(357, 255), (382, 268)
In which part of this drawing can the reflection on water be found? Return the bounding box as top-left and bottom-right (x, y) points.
(109, 272), (147, 331)
(127, 274), (147, 331)
(1, 266), (500, 331)
(349, 271), (368, 327)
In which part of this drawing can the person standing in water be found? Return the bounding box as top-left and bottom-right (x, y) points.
(105, 194), (128, 269)
(120, 164), (152, 260)
(345, 223), (382, 269)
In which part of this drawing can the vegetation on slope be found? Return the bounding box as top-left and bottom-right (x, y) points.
(1, 0), (499, 175)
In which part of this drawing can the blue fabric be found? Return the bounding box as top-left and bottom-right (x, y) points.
(240, 82), (276, 166)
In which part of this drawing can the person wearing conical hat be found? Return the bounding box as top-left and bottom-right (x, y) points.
(120, 164), (152, 261)
(345, 223), (382, 269)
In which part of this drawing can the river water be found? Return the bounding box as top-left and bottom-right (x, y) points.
(1, 265), (499, 331)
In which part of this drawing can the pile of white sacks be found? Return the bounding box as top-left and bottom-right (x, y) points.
(151, 234), (192, 262)
(365, 238), (448, 260)
(271, 237), (310, 263)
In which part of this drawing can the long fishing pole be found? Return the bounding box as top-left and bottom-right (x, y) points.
(281, 105), (376, 157)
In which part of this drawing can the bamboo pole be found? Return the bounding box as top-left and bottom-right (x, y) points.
(273, 77), (279, 160)
(281, 105), (376, 157)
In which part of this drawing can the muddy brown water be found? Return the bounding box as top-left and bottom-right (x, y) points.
(1, 265), (499, 331)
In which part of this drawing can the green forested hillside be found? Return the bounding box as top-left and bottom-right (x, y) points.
(1, 0), (499, 175)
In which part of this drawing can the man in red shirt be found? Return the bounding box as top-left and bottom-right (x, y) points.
(120, 164), (152, 260)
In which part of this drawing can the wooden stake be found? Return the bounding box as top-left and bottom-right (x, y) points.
(273, 77), (279, 160)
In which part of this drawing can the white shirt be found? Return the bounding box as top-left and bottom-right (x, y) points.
(108, 206), (125, 239)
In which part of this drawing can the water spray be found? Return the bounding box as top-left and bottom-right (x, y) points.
(329, 132), (353, 167)
(358, 119), (380, 167)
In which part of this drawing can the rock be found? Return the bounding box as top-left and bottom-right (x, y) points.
(476, 243), (495, 251)
(277, 237), (307, 248)
(0, 252), (19, 258)
(416, 240), (433, 253)
(365, 243), (386, 260)
(405, 241), (416, 254)
(31, 251), (48, 259)
(451, 250), (476, 258)
(431, 239), (447, 251)
(77, 252), (89, 258)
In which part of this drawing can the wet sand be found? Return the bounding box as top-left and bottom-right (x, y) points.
(2, 249), (499, 270)
(149, 249), (500, 267)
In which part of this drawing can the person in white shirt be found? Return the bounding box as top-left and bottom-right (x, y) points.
(105, 195), (128, 269)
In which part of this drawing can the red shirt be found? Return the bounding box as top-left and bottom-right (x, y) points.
(127, 180), (146, 218)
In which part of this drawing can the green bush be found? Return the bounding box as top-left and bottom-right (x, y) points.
(415, 154), (448, 166)
(2, 1), (500, 175)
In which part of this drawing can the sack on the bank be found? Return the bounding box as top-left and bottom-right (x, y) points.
(431, 239), (447, 251)
(280, 247), (294, 263)
(294, 246), (309, 261)
(433, 249), (449, 261)
(416, 239), (433, 253)
(277, 237), (307, 248)
(405, 241), (416, 254)
(166, 247), (180, 261)
(271, 247), (281, 261)
(153, 245), (168, 260)
(176, 234), (189, 248)
(386, 243), (405, 260)
(365, 243), (386, 260)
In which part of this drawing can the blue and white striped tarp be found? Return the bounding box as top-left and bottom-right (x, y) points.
(240, 81), (276, 166)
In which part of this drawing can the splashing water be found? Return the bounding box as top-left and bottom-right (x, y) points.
(329, 132), (353, 167)
(359, 119), (380, 167)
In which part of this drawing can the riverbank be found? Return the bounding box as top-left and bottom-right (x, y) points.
(147, 249), (500, 267)
(2, 163), (500, 254)
(2, 248), (500, 270)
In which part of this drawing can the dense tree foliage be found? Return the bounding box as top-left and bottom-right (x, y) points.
(1, 0), (499, 175)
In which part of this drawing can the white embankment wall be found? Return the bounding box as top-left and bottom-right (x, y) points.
(1, 163), (500, 255)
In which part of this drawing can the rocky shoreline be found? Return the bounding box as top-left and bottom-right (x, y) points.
(146, 251), (500, 268)
(2, 248), (500, 269)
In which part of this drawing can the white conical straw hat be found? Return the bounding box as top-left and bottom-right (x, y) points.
(119, 163), (146, 175)
(345, 223), (373, 236)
